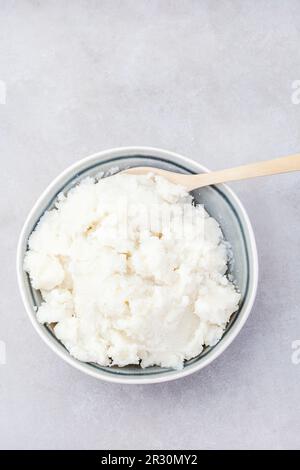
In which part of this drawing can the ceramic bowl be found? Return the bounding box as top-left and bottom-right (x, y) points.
(17, 147), (258, 384)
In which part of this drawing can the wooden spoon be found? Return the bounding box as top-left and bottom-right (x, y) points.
(124, 153), (300, 191)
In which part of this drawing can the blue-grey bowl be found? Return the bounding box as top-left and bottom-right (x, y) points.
(17, 147), (258, 384)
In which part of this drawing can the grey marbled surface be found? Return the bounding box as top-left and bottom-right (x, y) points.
(0, 0), (300, 450)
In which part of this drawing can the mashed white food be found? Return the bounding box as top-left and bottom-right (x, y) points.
(24, 173), (240, 369)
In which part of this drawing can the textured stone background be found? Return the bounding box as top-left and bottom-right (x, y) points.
(0, 0), (300, 450)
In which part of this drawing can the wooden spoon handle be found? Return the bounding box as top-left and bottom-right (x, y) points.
(189, 153), (300, 190)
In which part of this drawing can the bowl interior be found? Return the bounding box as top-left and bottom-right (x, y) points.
(20, 152), (252, 382)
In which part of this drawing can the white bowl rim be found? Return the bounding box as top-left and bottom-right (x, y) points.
(16, 146), (259, 384)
